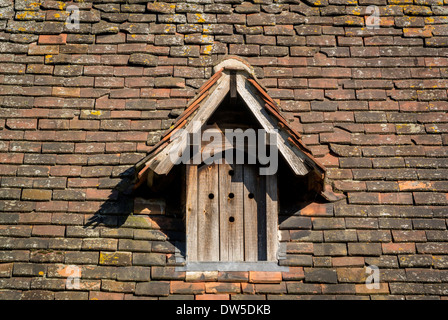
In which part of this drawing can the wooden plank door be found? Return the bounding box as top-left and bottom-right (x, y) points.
(187, 162), (277, 263)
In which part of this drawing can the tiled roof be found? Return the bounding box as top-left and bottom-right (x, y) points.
(0, 0), (446, 300)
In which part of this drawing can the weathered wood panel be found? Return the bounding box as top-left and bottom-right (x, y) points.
(185, 165), (198, 261)
(256, 171), (267, 261)
(197, 163), (220, 261)
(243, 165), (259, 261)
(266, 173), (278, 261)
(219, 163), (244, 262)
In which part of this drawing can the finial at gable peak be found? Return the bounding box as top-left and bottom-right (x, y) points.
(213, 56), (255, 77)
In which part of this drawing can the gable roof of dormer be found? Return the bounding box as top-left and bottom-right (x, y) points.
(134, 56), (328, 190)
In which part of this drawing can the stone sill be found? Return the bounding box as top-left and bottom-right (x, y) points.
(176, 262), (289, 272)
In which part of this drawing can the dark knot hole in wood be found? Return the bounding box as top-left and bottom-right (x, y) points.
(208, 193), (214, 199)
(229, 216), (235, 223)
(248, 193), (254, 199)
(228, 193), (234, 199)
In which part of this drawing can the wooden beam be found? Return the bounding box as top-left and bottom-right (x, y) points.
(151, 74), (231, 175)
(236, 73), (310, 176)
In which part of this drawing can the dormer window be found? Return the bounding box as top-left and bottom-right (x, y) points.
(134, 57), (334, 271)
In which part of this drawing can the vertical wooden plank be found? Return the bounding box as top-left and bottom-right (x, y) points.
(219, 162), (244, 262)
(266, 173), (278, 261)
(243, 165), (258, 261)
(230, 71), (237, 99)
(257, 173), (267, 261)
(185, 165), (198, 262)
(197, 163), (220, 261)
